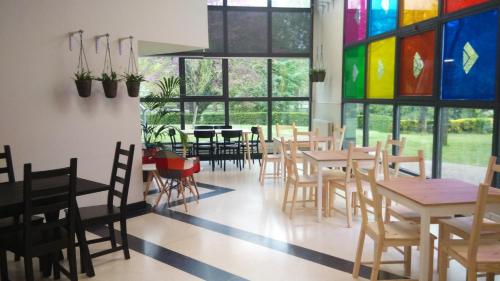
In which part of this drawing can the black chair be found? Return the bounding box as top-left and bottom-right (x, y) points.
(193, 130), (216, 171)
(213, 125), (232, 129)
(168, 128), (187, 155)
(0, 158), (79, 281)
(219, 130), (243, 171)
(76, 142), (134, 276)
(194, 125), (214, 130)
(249, 127), (261, 165)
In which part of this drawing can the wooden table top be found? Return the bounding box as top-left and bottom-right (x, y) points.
(377, 178), (500, 206)
(302, 150), (374, 162)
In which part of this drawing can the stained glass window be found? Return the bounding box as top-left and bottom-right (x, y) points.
(344, 0), (367, 45)
(343, 45), (366, 99)
(367, 37), (396, 99)
(368, 0), (397, 36)
(399, 30), (435, 96)
(445, 0), (489, 14)
(400, 0), (438, 26)
(441, 9), (498, 100)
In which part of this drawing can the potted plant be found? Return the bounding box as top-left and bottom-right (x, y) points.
(123, 73), (146, 97)
(310, 68), (326, 82)
(97, 71), (120, 98)
(74, 71), (93, 97)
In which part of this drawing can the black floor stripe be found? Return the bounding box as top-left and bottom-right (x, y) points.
(153, 182), (235, 209)
(90, 227), (248, 281)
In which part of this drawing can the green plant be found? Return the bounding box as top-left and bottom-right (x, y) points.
(310, 68), (326, 75)
(96, 71), (119, 81)
(74, 71), (93, 81)
(123, 73), (146, 83)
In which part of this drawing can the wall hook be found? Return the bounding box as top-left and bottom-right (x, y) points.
(118, 36), (134, 56)
(95, 33), (110, 54)
(69, 30), (83, 51)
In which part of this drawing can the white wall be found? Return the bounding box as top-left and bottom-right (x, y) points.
(0, 0), (208, 206)
(312, 0), (344, 127)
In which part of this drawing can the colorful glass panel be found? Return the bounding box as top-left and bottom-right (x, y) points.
(344, 0), (367, 45)
(399, 30), (435, 96)
(369, 0), (397, 36)
(400, 0), (438, 26)
(367, 37), (396, 99)
(445, 0), (489, 14)
(441, 10), (498, 100)
(344, 45), (366, 99)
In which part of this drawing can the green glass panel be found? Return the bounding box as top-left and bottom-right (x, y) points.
(343, 45), (366, 99)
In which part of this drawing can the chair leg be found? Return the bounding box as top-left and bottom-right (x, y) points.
(282, 179), (290, 212)
(370, 241), (383, 281)
(109, 223), (117, 248)
(120, 218), (130, 260)
(76, 225), (94, 277)
(466, 269), (476, 281)
(259, 159), (266, 184)
(429, 235), (435, 281)
(23, 254), (34, 281)
(345, 190), (353, 228)
(53, 254), (61, 280)
(438, 224), (448, 281)
(67, 236), (78, 281)
(352, 228), (365, 278)
(179, 182), (188, 212)
(0, 249), (8, 281)
(486, 273), (495, 281)
(190, 176), (200, 200)
(289, 183), (299, 219)
(403, 246), (411, 276)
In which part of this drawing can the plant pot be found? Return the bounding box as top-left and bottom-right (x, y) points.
(126, 81), (141, 97)
(102, 80), (118, 98)
(317, 71), (326, 82)
(75, 79), (92, 98)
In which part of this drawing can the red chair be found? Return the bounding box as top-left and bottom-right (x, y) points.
(154, 151), (199, 212)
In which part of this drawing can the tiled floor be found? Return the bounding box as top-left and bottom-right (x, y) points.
(3, 161), (497, 280)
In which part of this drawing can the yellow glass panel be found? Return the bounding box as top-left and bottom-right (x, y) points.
(401, 0), (438, 26)
(367, 37), (396, 99)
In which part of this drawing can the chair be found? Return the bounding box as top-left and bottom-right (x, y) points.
(154, 151), (199, 211)
(438, 183), (500, 281)
(219, 130), (243, 171)
(282, 140), (317, 219)
(275, 123), (296, 138)
(213, 125), (232, 129)
(168, 128), (187, 156)
(352, 162), (435, 281)
(0, 158), (78, 281)
(293, 128), (318, 150)
(309, 135), (346, 186)
(382, 135), (407, 177)
(258, 127), (281, 184)
(247, 126), (260, 165)
(194, 125), (214, 130)
(332, 126), (346, 150)
(77, 142), (134, 276)
(327, 142), (381, 227)
(193, 130), (216, 171)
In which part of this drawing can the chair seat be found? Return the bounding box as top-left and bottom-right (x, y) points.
(439, 216), (500, 239)
(265, 154), (281, 161)
(388, 205), (448, 224)
(367, 221), (421, 241)
(0, 216), (44, 234)
(448, 240), (500, 264)
(290, 174), (317, 185)
(322, 168), (346, 179)
(79, 205), (121, 225)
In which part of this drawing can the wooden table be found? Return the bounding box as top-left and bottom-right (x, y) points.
(302, 150), (375, 222)
(182, 129), (253, 169)
(376, 178), (500, 281)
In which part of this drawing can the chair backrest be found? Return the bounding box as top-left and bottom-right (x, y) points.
(332, 126), (346, 150)
(23, 158), (77, 253)
(195, 125), (214, 130)
(384, 135), (407, 157)
(155, 151), (194, 179)
(352, 141), (382, 172)
(194, 130), (215, 140)
(275, 123), (296, 138)
(108, 142), (135, 210)
(382, 150), (425, 180)
(309, 135), (337, 152)
(221, 130), (242, 143)
(214, 125), (232, 129)
(284, 140), (300, 180)
(0, 145), (15, 183)
(483, 156), (500, 186)
(353, 162), (385, 237)
(468, 183), (500, 261)
(293, 128), (318, 142)
(257, 127), (269, 157)
(250, 126), (259, 142)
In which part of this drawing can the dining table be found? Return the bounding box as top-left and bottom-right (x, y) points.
(376, 177), (500, 281)
(0, 176), (110, 277)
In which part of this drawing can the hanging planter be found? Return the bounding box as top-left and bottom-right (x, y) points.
(310, 69), (326, 82)
(96, 34), (120, 98)
(73, 31), (94, 97)
(122, 37), (146, 97)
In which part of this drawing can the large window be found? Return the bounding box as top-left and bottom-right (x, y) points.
(229, 101), (268, 138)
(185, 59), (223, 96)
(228, 58), (267, 98)
(368, 104), (393, 147)
(343, 103), (364, 147)
(184, 102), (226, 131)
(272, 58), (309, 97)
(272, 101), (309, 137)
(227, 11), (268, 53)
(139, 57), (179, 97)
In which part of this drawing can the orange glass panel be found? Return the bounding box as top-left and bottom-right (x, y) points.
(400, 0), (438, 26)
(445, 0), (489, 14)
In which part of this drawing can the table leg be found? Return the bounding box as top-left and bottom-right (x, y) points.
(418, 213), (431, 281)
(316, 162), (323, 222)
(244, 133), (252, 169)
(143, 172), (153, 200)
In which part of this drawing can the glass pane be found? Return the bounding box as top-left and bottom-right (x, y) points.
(272, 58), (309, 97)
(344, 0), (367, 45)
(185, 59), (223, 96)
(367, 37), (396, 99)
(343, 45), (366, 99)
(208, 10), (224, 52)
(399, 30), (435, 96)
(207, 0), (223, 5)
(272, 101), (309, 138)
(441, 108), (493, 184)
(184, 102), (226, 131)
(399, 106), (434, 177)
(441, 9), (498, 101)
(139, 57), (179, 97)
(228, 11), (268, 53)
(400, 0), (438, 26)
(272, 12), (311, 53)
(343, 103), (364, 147)
(272, 0), (310, 8)
(368, 104), (393, 147)
(229, 101), (268, 138)
(445, 0), (489, 14)
(228, 0), (267, 6)
(368, 0), (397, 36)
(229, 58), (268, 97)
(141, 102), (181, 144)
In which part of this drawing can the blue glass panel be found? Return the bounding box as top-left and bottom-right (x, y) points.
(368, 0), (397, 36)
(441, 9), (498, 100)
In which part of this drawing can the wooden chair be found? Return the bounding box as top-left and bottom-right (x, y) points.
(77, 142), (134, 276)
(309, 135), (346, 183)
(0, 158), (78, 281)
(258, 126), (281, 184)
(275, 123), (296, 138)
(352, 162), (435, 281)
(293, 128), (319, 150)
(327, 142), (381, 227)
(282, 140), (317, 219)
(332, 126), (347, 150)
(438, 183), (500, 281)
(0, 145), (15, 183)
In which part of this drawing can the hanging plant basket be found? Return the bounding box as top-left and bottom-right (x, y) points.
(102, 80), (118, 98)
(72, 31), (94, 98)
(310, 70), (326, 82)
(126, 81), (141, 97)
(96, 34), (120, 99)
(75, 79), (92, 97)
(122, 37), (145, 98)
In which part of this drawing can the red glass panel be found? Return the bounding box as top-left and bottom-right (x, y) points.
(399, 30), (435, 96)
(445, 0), (489, 14)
